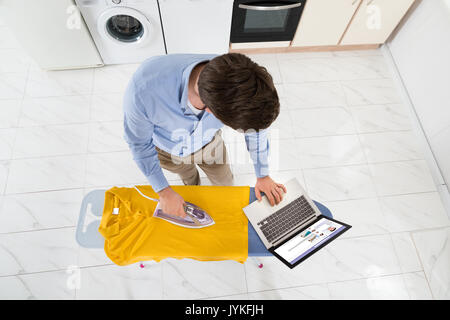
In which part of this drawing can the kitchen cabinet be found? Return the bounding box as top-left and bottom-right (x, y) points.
(292, 0), (361, 47)
(340, 0), (415, 45)
(158, 0), (234, 54)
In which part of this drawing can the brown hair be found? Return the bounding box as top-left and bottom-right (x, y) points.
(198, 53), (279, 131)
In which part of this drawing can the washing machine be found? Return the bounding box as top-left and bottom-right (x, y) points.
(75, 0), (166, 64)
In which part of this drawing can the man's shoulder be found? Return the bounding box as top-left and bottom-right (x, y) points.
(124, 53), (219, 112)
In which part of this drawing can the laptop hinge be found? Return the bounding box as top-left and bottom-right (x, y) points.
(271, 215), (318, 247)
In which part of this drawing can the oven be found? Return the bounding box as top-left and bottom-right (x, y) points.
(230, 0), (307, 43)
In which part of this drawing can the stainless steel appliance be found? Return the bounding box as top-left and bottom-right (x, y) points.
(230, 0), (307, 43)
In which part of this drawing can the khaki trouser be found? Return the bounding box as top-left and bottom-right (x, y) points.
(156, 130), (234, 186)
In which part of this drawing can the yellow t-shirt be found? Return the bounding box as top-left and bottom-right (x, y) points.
(99, 185), (250, 266)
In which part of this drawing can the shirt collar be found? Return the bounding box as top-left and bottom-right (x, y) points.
(180, 59), (210, 116)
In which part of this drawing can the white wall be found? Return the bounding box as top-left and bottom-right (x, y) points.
(387, 0), (450, 204)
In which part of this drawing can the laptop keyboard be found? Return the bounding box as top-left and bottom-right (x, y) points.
(257, 196), (316, 243)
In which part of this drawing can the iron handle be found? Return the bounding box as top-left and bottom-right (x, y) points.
(238, 2), (302, 11)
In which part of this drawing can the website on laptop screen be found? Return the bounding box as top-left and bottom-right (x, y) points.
(274, 217), (347, 265)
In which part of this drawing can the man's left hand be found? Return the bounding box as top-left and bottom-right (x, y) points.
(255, 176), (287, 206)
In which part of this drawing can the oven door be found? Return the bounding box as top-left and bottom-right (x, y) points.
(230, 0), (306, 43)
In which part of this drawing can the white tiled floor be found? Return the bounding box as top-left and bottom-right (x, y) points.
(0, 30), (449, 300)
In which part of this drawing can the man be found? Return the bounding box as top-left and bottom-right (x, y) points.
(123, 53), (286, 218)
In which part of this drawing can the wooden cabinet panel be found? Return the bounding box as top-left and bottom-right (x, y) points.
(341, 0), (415, 45)
(292, 0), (361, 47)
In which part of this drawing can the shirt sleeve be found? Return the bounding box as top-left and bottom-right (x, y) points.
(123, 79), (169, 193)
(244, 129), (270, 178)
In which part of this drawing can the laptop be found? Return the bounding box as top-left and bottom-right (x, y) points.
(243, 178), (351, 269)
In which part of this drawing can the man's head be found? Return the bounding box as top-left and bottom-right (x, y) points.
(197, 53), (280, 131)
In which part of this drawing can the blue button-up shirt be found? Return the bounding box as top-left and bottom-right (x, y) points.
(123, 54), (270, 192)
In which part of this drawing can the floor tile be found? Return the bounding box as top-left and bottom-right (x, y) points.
(268, 170), (305, 189)
(5, 155), (86, 194)
(323, 198), (389, 239)
(390, 233), (423, 273)
(280, 82), (347, 109)
(268, 107), (295, 140)
(221, 127), (246, 145)
(233, 173), (258, 187)
(206, 293), (249, 300)
(76, 263), (163, 299)
(0, 161), (8, 195)
(0, 270), (76, 300)
(359, 131), (424, 163)
(279, 58), (341, 83)
(0, 189), (83, 233)
(402, 271), (433, 300)
(163, 168), (183, 182)
(379, 192), (450, 232)
(334, 55), (391, 80)
(162, 259), (247, 299)
(0, 227), (78, 276)
(77, 247), (112, 268)
(290, 107), (356, 138)
(0, 40), (446, 300)
(267, 139), (302, 172)
(0, 73), (27, 100)
(0, 49), (31, 74)
(303, 165), (376, 202)
(0, 128), (16, 160)
(92, 64), (139, 94)
(369, 160), (437, 196)
(233, 170), (305, 191)
(248, 284), (331, 300)
(411, 227), (450, 299)
(85, 151), (147, 187)
(227, 142), (255, 176)
(296, 135), (366, 169)
(341, 79), (402, 106)
(88, 121), (128, 153)
(26, 68), (93, 97)
(13, 124), (89, 158)
(332, 49), (383, 57)
(90, 93), (124, 122)
(276, 51), (334, 60)
(19, 95), (91, 126)
(350, 104), (412, 133)
(0, 99), (21, 128)
(328, 274), (410, 299)
(245, 235), (402, 292)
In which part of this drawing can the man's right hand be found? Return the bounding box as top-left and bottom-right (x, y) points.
(158, 186), (186, 218)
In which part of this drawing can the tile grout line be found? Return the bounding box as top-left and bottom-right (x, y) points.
(388, 232), (415, 300)
(2, 60), (30, 196)
(338, 73), (424, 300)
(1, 209), (446, 238)
(243, 270), (427, 298)
(81, 93), (95, 201)
(408, 229), (437, 300)
(1, 226), (447, 298)
(338, 74), (431, 299)
(0, 172), (439, 199)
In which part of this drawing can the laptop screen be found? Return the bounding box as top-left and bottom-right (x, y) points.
(273, 216), (349, 266)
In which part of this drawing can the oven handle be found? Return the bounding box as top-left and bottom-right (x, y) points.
(238, 2), (302, 11)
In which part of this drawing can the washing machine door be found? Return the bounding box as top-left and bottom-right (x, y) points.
(97, 7), (152, 46)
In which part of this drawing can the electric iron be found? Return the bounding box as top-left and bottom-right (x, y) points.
(133, 186), (215, 228)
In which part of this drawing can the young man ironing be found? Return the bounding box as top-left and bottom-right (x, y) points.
(123, 53), (286, 218)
